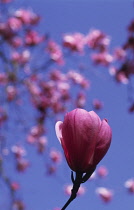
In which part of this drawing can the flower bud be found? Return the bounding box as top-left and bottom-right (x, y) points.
(55, 108), (112, 173)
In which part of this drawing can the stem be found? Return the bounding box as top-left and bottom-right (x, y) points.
(61, 172), (83, 210)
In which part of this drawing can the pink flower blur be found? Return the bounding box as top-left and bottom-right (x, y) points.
(64, 184), (86, 196)
(55, 108), (112, 173)
(96, 187), (113, 203)
(92, 99), (103, 110)
(97, 165), (108, 178)
(124, 178), (134, 193)
(91, 52), (113, 66)
(10, 182), (20, 191)
(63, 32), (85, 53)
(85, 29), (110, 51)
(7, 17), (22, 31)
(49, 149), (62, 163)
(47, 40), (64, 65)
(14, 9), (40, 25)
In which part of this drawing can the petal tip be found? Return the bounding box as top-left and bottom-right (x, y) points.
(55, 121), (63, 143)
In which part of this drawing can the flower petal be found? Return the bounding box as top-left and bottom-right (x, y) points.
(93, 119), (112, 165)
(55, 121), (63, 144)
(61, 109), (101, 172)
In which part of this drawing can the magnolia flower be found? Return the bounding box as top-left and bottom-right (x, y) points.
(97, 165), (108, 178)
(64, 184), (86, 196)
(124, 178), (134, 193)
(55, 108), (112, 173)
(96, 187), (113, 202)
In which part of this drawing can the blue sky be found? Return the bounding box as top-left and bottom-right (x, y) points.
(2, 1), (134, 210)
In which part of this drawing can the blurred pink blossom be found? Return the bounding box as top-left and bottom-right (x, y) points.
(97, 165), (108, 178)
(37, 136), (47, 153)
(63, 32), (85, 53)
(49, 149), (62, 163)
(46, 165), (57, 175)
(11, 145), (26, 159)
(10, 182), (20, 191)
(16, 158), (30, 172)
(7, 17), (22, 31)
(68, 71), (90, 88)
(0, 107), (7, 125)
(0, 72), (8, 84)
(76, 92), (86, 108)
(50, 69), (67, 81)
(6, 85), (17, 101)
(64, 184), (86, 196)
(91, 52), (113, 66)
(109, 67), (129, 84)
(47, 40), (64, 65)
(9, 36), (23, 48)
(124, 178), (134, 193)
(14, 9), (40, 25)
(96, 187), (113, 203)
(0, 22), (14, 39)
(11, 50), (30, 64)
(13, 200), (25, 210)
(25, 30), (45, 46)
(85, 29), (110, 51)
(92, 99), (103, 110)
(113, 47), (126, 61)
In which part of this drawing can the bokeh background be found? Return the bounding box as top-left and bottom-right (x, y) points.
(0, 0), (134, 210)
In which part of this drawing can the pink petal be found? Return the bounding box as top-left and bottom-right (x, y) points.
(93, 119), (112, 165)
(55, 121), (63, 143)
(61, 109), (101, 172)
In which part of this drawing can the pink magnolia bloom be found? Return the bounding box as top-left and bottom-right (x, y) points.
(6, 85), (17, 101)
(124, 178), (134, 193)
(113, 47), (126, 61)
(16, 158), (30, 172)
(92, 99), (103, 110)
(7, 17), (22, 31)
(25, 30), (44, 46)
(91, 52), (113, 66)
(96, 187), (113, 203)
(11, 50), (30, 65)
(109, 67), (129, 84)
(64, 184), (86, 196)
(85, 29), (110, 51)
(0, 72), (8, 84)
(11, 145), (26, 159)
(97, 165), (108, 177)
(63, 32), (85, 53)
(10, 182), (20, 191)
(55, 108), (112, 173)
(0, 22), (14, 40)
(49, 149), (62, 163)
(68, 71), (90, 88)
(76, 92), (86, 108)
(9, 36), (23, 48)
(14, 9), (40, 25)
(46, 40), (64, 65)
(37, 136), (47, 153)
(13, 200), (25, 210)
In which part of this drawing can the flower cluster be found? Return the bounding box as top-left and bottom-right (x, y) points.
(110, 19), (134, 84)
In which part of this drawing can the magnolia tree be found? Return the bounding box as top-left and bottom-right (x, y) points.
(0, 0), (134, 210)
